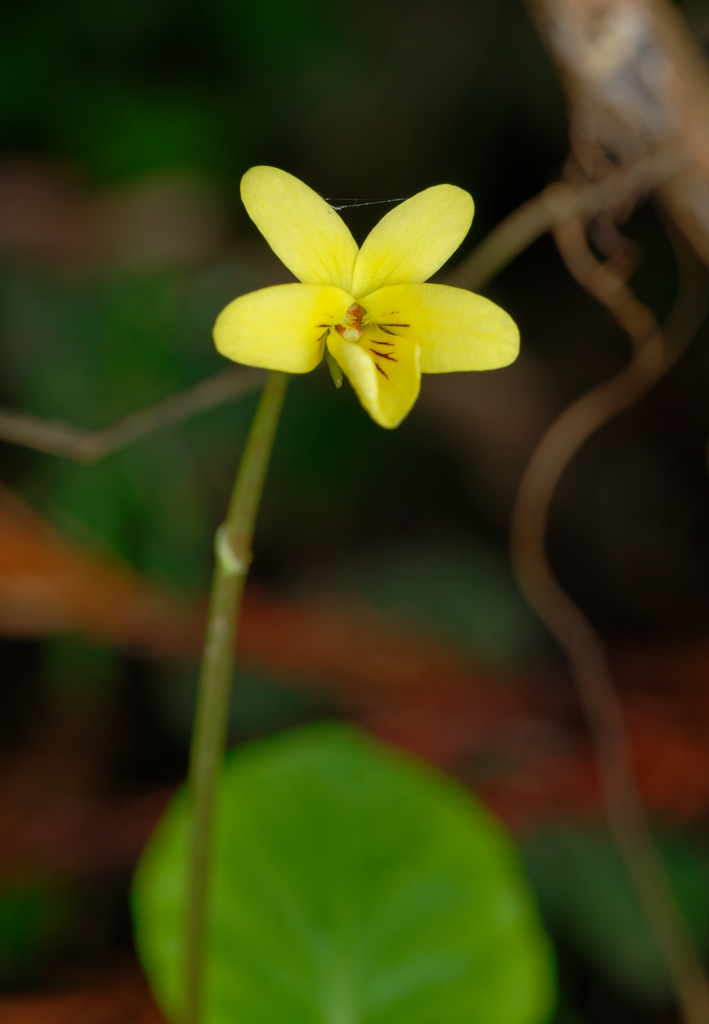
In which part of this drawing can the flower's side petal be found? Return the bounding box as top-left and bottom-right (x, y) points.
(351, 185), (473, 297)
(214, 283), (353, 373)
(327, 331), (421, 429)
(241, 167), (359, 292)
(363, 283), (520, 372)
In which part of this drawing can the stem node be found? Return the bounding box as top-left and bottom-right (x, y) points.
(214, 523), (251, 576)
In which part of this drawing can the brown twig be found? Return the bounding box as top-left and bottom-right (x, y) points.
(0, 366), (265, 462)
(510, 215), (709, 1023)
(526, 0), (709, 271)
(444, 150), (679, 292)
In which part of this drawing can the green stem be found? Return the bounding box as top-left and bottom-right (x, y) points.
(184, 369), (289, 1024)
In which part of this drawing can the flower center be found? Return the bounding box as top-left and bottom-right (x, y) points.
(336, 303), (366, 342)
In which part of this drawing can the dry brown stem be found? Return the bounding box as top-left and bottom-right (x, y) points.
(512, 8), (709, 1007)
(445, 149), (678, 292)
(527, 0), (709, 268)
(511, 215), (709, 1022)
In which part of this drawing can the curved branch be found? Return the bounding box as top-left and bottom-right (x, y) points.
(444, 150), (678, 293)
(510, 220), (709, 1023)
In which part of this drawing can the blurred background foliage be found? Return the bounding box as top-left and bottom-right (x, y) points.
(2, 1), (709, 1022)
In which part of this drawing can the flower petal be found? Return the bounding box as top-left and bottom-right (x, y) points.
(241, 166), (359, 291)
(361, 283), (519, 372)
(327, 329), (421, 429)
(351, 185), (474, 297)
(214, 283), (354, 373)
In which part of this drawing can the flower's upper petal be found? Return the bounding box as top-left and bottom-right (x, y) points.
(327, 328), (421, 429)
(362, 283), (519, 372)
(241, 167), (359, 292)
(214, 283), (353, 373)
(350, 185), (474, 298)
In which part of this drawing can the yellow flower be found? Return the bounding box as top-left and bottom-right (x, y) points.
(214, 166), (519, 429)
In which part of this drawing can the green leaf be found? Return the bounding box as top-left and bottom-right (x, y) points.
(133, 722), (554, 1024)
